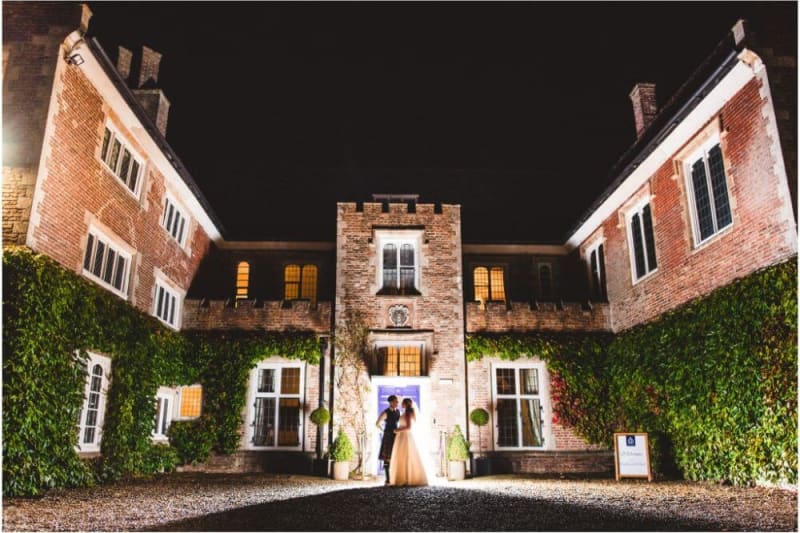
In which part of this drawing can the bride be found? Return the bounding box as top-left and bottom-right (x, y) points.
(389, 398), (429, 486)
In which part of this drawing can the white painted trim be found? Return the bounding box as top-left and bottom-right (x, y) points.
(624, 198), (658, 285)
(160, 191), (190, 250)
(243, 361), (306, 451)
(152, 389), (175, 442)
(463, 244), (568, 255)
(152, 270), (184, 330)
(76, 351), (112, 453)
(566, 58), (757, 249)
(174, 384), (203, 421)
(374, 229), (423, 292)
(491, 360), (552, 451)
(64, 37), (223, 242)
(98, 120), (146, 202)
(682, 135), (734, 248)
(219, 241), (336, 251)
(82, 224), (135, 300)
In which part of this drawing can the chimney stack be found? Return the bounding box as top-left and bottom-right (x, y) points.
(629, 83), (657, 139)
(116, 45), (171, 137)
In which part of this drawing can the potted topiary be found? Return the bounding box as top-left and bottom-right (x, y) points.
(470, 408), (491, 476)
(446, 424), (470, 481)
(310, 406), (331, 477)
(329, 428), (355, 480)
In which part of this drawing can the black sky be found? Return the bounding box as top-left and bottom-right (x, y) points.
(86, 2), (796, 243)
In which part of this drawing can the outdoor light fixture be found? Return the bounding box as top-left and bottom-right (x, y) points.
(66, 53), (84, 65)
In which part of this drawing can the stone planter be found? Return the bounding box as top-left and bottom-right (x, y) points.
(448, 460), (466, 481)
(332, 461), (350, 480)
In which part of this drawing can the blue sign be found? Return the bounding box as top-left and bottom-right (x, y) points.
(626, 435), (636, 447)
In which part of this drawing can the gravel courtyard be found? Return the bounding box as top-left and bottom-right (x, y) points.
(3, 473), (797, 531)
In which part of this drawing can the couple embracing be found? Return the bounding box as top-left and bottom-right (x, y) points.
(375, 395), (429, 486)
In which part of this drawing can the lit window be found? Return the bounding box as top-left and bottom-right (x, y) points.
(153, 279), (181, 329)
(248, 364), (304, 448)
(100, 125), (143, 197)
(586, 242), (607, 301)
(494, 364), (547, 449)
(687, 143), (733, 245)
(376, 345), (424, 376)
(627, 202), (658, 281)
(177, 385), (202, 419)
(284, 264), (317, 304)
(473, 266), (505, 306)
(236, 261), (250, 300)
(161, 196), (189, 246)
(82, 228), (132, 299)
(77, 352), (111, 452)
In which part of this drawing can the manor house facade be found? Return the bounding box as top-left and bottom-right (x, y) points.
(3, 3), (796, 476)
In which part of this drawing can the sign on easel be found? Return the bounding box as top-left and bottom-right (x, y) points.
(613, 432), (652, 481)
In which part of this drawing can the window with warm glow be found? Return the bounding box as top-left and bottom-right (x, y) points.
(377, 345), (423, 376)
(473, 266), (505, 306)
(248, 364), (304, 448)
(236, 261), (250, 300)
(284, 264), (317, 304)
(178, 385), (202, 418)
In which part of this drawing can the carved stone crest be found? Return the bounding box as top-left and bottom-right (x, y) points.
(388, 304), (410, 327)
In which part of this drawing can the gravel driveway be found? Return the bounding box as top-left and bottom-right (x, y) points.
(3, 473), (797, 531)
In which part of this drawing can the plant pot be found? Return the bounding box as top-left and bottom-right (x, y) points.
(473, 457), (492, 477)
(312, 458), (330, 477)
(448, 460), (466, 481)
(332, 461), (350, 480)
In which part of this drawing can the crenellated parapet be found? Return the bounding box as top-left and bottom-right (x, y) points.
(465, 300), (610, 333)
(183, 299), (332, 333)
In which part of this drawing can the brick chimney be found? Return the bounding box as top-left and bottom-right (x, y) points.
(116, 45), (171, 137)
(629, 83), (657, 139)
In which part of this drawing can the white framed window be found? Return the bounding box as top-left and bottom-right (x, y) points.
(161, 195), (189, 247)
(585, 240), (607, 300)
(152, 276), (182, 329)
(246, 362), (305, 449)
(99, 124), (144, 198)
(375, 230), (422, 295)
(82, 227), (133, 299)
(493, 362), (550, 450)
(77, 352), (111, 453)
(625, 199), (658, 282)
(175, 385), (202, 420)
(153, 390), (174, 441)
(684, 138), (733, 247)
(538, 263), (553, 300)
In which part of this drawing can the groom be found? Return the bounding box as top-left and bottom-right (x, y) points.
(375, 395), (400, 485)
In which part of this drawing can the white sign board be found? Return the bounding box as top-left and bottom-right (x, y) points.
(614, 432), (652, 481)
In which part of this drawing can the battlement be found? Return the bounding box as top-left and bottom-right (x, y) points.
(465, 300), (611, 333)
(183, 299), (332, 332)
(337, 201), (459, 217)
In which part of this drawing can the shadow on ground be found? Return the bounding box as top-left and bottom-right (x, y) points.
(145, 485), (726, 531)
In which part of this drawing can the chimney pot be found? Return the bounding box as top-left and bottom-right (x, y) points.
(116, 46), (132, 82)
(136, 45), (162, 88)
(629, 82), (658, 139)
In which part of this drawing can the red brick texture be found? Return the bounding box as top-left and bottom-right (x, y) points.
(589, 78), (797, 332)
(465, 301), (610, 333)
(25, 52), (211, 314)
(335, 201), (467, 457)
(182, 299), (332, 332)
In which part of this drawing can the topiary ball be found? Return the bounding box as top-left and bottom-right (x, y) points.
(470, 408), (490, 427)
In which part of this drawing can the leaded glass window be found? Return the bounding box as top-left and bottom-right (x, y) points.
(494, 365), (546, 449)
(250, 365), (303, 448)
(688, 143), (733, 244)
(628, 202), (657, 280)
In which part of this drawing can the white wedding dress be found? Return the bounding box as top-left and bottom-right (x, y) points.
(389, 415), (429, 486)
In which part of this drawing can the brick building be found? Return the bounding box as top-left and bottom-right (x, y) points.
(3, 4), (796, 476)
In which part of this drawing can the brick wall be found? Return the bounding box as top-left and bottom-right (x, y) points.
(465, 301), (610, 333)
(335, 201), (466, 460)
(2, 3), (89, 244)
(25, 48), (211, 314)
(182, 299), (332, 332)
(593, 78), (797, 332)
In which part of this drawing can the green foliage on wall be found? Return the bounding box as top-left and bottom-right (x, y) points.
(2, 247), (321, 496)
(467, 259), (797, 486)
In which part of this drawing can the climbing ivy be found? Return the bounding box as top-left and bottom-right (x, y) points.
(2, 247), (320, 496)
(467, 259), (797, 486)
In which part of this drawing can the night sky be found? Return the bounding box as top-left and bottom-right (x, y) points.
(86, 2), (795, 243)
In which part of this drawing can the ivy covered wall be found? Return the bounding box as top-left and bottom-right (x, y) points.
(467, 259), (797, 486)
(3, 247), (319, 496)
